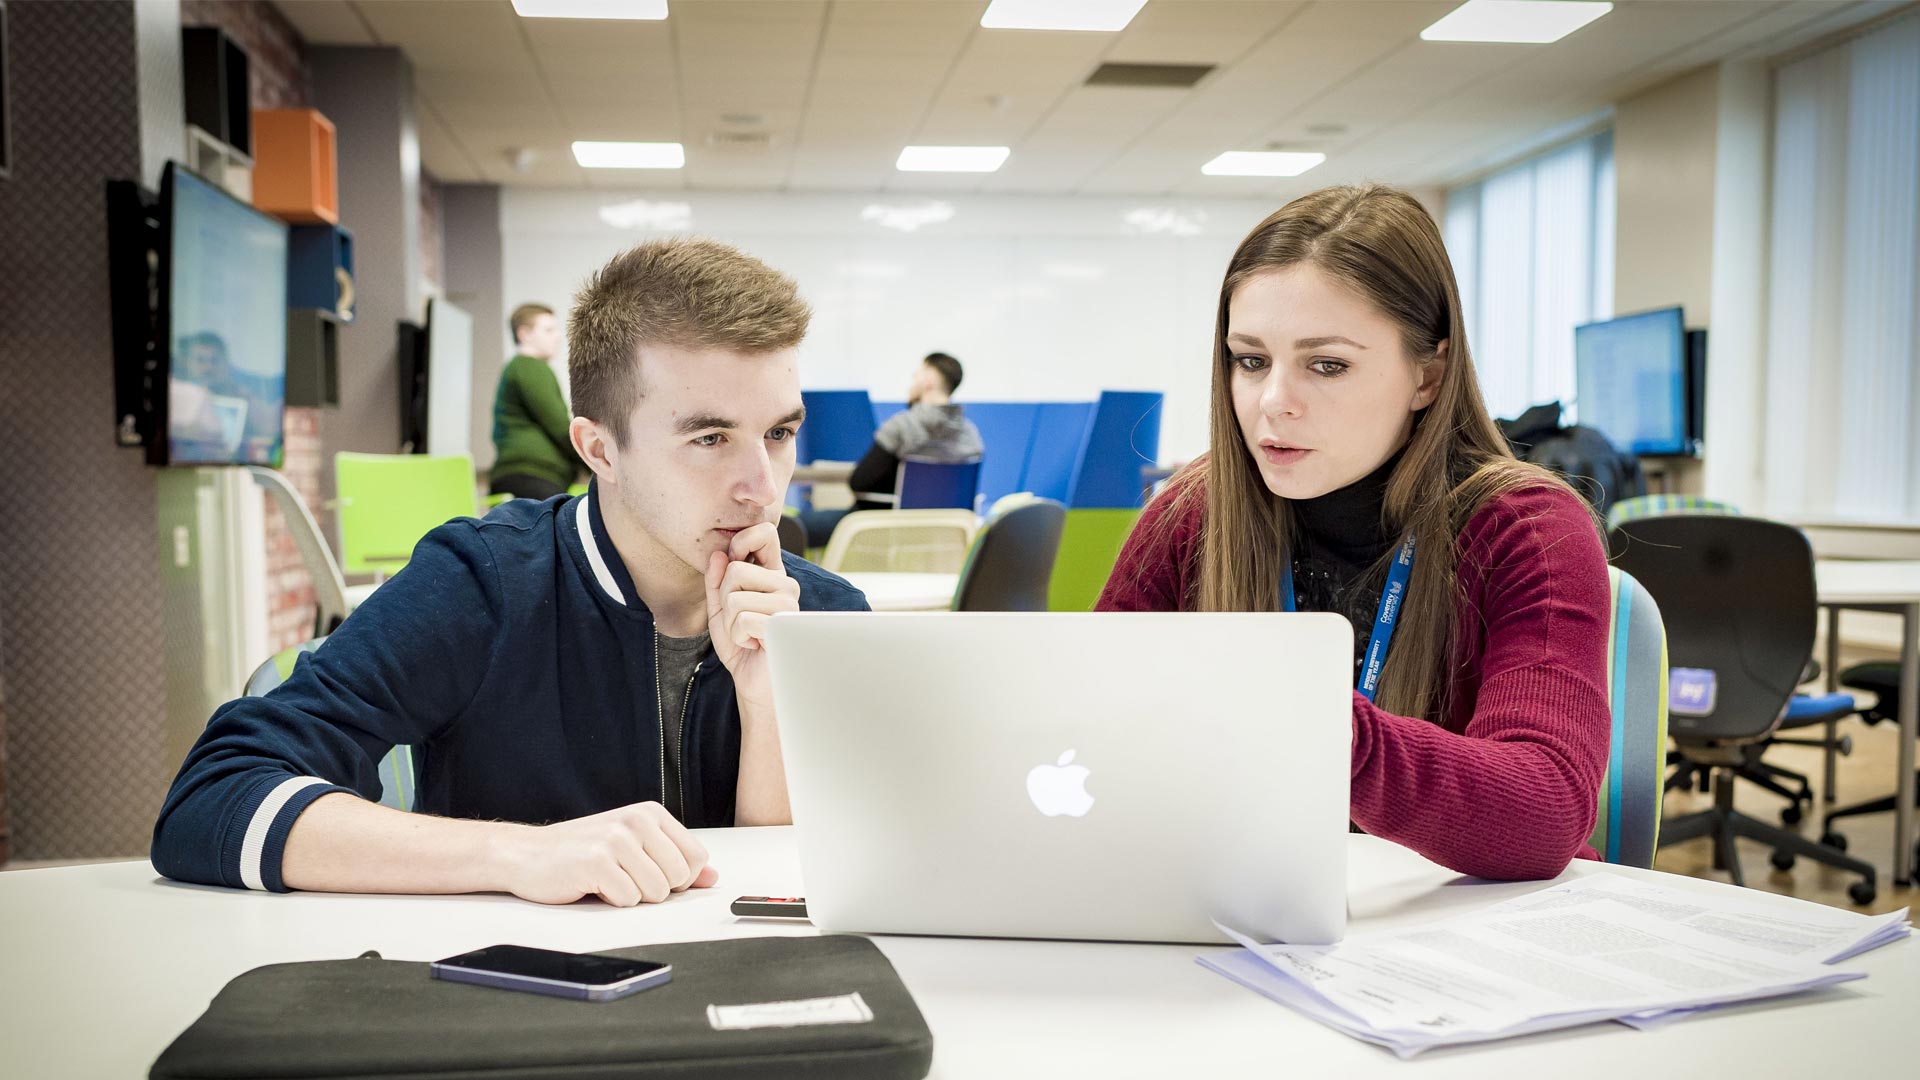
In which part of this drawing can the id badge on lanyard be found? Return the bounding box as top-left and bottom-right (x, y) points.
(1281, 534), (1415, 702)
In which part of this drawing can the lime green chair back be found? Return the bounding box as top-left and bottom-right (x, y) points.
(1046, 508), (1142, 612)
(1607, 494), (1739, 530)
(244, 638), (416, 812)
(334, 453), (477, 577)
(1591, 567), (1668, 868)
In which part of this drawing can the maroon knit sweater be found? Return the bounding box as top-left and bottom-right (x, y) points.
(1096, 477), (1612, 881)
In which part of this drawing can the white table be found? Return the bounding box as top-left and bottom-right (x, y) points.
(1816, 559), (1920, 886)
(842, 572), (959, 612)
(2, 829), (1912, 1078)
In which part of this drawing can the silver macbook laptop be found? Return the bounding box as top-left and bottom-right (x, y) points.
(766, 612), (1352, 945)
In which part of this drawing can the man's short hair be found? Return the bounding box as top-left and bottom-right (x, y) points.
(508, 303), (554, 344)
(924, 351), (963, 395)
(568, 238), (810, 444)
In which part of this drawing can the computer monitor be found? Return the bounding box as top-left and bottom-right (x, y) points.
(1574, 306), (1692, 457)
(161, 162), (290, 466)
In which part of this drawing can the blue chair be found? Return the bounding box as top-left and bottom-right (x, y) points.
(897, 457), (982, 511)
(244, 638), (417, 812)
(1591, 567), (1669, 868)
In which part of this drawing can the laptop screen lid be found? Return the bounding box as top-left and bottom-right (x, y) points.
(767, 612), (1351, 945)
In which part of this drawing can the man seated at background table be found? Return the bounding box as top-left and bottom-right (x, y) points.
(801, 351), (986, 546)
(152, 238), (868, 907)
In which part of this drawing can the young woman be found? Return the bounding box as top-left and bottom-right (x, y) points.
(1098, 184), (1611, 881)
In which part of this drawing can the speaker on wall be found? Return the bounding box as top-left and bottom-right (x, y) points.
(181, 26), (251, 157)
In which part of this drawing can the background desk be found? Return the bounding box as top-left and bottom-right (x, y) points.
(1, 829), (1911, 1078)
(1816, 559), (1920, 886)
(842, 572), (958, 612)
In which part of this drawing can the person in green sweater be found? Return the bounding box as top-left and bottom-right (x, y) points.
(491, 302), (583, 500)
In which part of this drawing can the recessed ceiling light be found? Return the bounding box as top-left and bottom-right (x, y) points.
(512, 0), (668, 19)
(896, 146), (1010, 173)
(1201, 151), (1325, 178)
(1421, 1), (1612, 44)
(572, 141), (685, 169)
(980, 0), (1148, 33)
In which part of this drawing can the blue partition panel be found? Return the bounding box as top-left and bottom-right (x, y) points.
(1021, 401), (1095, 502)
(871, 400), (907, 429)
(965, 403), (1041, 508)
(797, 389), (877, 463)
(1067, 391), (1164, 509)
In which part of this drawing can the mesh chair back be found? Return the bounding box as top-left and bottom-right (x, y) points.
(1606, 493), (1739, 530)
(249, 466), (351, 634)
(244, 638), (416, 812)
(953, 498), (1066, 611)
(820, 509), (979, 574)
(1589, 568), (1669, 868)
(1608, 514), (1815, 743)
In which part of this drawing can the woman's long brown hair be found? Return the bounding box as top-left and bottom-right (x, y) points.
(1148, 184), (1579, 723)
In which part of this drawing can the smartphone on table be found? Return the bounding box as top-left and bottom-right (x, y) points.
(430, 944), (672, 1002)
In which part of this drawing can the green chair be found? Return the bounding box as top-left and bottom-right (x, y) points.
(243, 638), (416, 812)
(1589, 566), (1669, 868)
(1606, 493), (1738, 530)
(1046, 508), (1141, 612)
(334, 453), (477, 578)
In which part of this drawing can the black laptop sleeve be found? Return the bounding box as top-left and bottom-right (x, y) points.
(150, 935), (932, 1080)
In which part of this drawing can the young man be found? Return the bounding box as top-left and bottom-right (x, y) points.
(802, 352), (986, 545)
(490, 302), (581, 501)
(152, 238), (869, 907)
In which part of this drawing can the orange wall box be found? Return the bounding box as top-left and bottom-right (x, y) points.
(252, 108), (339, 225)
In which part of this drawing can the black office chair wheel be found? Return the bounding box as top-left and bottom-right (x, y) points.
(1820, 830), (1849, 851)
(1848, 881), (1876, 906)
(1780, 803), (1803, 826)
(1769, 850), (1796, 872)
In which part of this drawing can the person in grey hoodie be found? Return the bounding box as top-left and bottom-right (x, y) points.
(802, 352), (985, 545)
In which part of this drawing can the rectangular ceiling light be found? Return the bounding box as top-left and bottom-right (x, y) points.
(572, 141), (685, 169)
(1421, 1), (1612, 44)
(981, 0), (1148, 33)
(512, 0), (668, 19)
(1201, 151), (1325, 178)
(896, 146), (1010, 173)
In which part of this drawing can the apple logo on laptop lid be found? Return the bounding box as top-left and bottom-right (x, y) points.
(1027, 750), (1094, 818)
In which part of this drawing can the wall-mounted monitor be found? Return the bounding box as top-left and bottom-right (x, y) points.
(1574, 306), (1694, 458)
(108, 161), (289, 466)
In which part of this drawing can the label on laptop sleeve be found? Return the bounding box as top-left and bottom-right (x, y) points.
(706, 991), (874, 1031)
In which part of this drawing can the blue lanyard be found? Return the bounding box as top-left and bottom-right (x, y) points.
(1281, 534), (1416, 702)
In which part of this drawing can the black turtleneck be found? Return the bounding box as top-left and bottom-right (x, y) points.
(1288, 446), (1406, 672)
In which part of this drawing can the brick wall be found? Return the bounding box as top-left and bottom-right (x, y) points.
(182, 0), (324, 652)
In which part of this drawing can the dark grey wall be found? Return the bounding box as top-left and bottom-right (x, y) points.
(310, 46), (420, 503)
(442, 183), (506, 472)
(0, 0), (174, 858)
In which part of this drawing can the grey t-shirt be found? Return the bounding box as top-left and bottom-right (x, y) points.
(656, 630), (712, 820)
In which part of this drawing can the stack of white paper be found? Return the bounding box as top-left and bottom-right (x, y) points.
(1484, 875), (1910, 1029)
(1200, 874), (1909, 1057)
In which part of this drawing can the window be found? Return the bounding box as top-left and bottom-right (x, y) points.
(1444, 131), (1615, 422)
(1763, 11), (1920, 524)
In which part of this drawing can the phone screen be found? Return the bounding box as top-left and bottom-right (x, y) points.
(437, 945), (666, 987)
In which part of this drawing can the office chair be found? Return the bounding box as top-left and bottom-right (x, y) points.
(334, 452), (478, 578)
(776, 513), (808, 559)
(1820, 663), (1920, 873)
(244, 638), (416, 812)
(896, 457), (983, 511)
(820, 510), (981, 575)
(951, 497), (1067, 613)
(1590, 568), (1670, 869)
(1612, 514), (1878, 904)
(249, 466), (357, 636)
